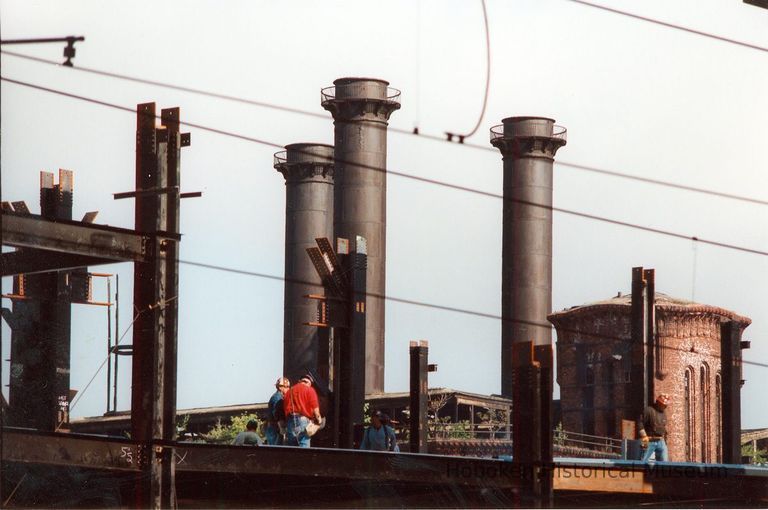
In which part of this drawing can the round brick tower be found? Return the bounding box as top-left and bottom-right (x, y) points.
(549, 293), (751, 462)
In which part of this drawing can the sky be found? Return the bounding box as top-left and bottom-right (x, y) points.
(2, 0), (767, 428)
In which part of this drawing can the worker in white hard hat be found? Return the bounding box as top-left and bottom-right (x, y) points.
(265, 376), (290, 445)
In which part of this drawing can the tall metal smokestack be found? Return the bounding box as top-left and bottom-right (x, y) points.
(274, 143), (335, 383)
(490, 117), (566, 397)
(321, 78), (400, 393)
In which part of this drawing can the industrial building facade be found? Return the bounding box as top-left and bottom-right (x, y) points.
(550, 293), (751, 462)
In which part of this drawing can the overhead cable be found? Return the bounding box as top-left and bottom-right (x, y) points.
(3, 50), (767, 207)
(445, 0), (491, 141)
(178, 258), (768, 370)
(563, 0), (768, 54)
(3, 75), (767, 259)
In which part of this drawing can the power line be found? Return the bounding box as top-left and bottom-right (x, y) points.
(3, 75), (768, 260)
(445, 0), (491, 140)
(563, 0), (768, 54)
(178, 258), (768, 370)
(3, 49), (767, 207)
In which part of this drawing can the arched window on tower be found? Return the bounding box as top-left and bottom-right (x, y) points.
(715, 372), (722, 463)
(700, 364), (710, 462)
(684, 368), (693, 461)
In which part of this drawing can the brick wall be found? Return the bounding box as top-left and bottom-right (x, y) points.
(550, 295), (750, 463)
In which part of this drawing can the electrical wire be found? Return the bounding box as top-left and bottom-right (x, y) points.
(57, 304), (152, 430)
(446, 0), (491, 140)
(2, 77), (767, 411)
(3, 76), (767, 260)
(563, 0), (768, 54)
(3, 50), (767, 207)
(178, 258), (768, 370)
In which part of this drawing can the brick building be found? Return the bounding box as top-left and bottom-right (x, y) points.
(549, 293), (751, 462)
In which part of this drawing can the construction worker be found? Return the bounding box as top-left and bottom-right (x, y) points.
(360, 410), (399, 452)
(283, 373), (323, 448)
(638, 393), (671, 462)
(265, 376), (290, 445)
(233, 419), (262, 446)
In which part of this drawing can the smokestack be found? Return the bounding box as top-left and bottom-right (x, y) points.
(490, 117), (566, 397)
(321, 78), (400, 393)
(274, 143), (335, 383)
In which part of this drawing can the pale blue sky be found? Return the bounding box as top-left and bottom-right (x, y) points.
(2, 0), (767, 428)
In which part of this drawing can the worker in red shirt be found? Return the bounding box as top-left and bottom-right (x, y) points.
(284, 373), (323, 447)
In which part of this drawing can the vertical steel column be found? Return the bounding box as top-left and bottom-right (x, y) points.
(409, 340), (428, 454)
(644, 268), (656, 402)
(332, 237), (368, 448)
(322, 78), (400, 394)
(511, 342), (543, 506)
(131, 103), (159, 459)
(721, 320), (744, 464)
(7, 169), (75, 431)
(274, 144), (335, 383)
(630, 267), (649, 415)
(130, 103), (184, 509)
(491, 117), (566, 508)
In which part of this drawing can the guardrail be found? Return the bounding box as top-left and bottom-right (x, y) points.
(320, 86), (402, 105)
(425, 423), (622, 455)
(489, 124), (568, 143)
(273, 150), (287, 167)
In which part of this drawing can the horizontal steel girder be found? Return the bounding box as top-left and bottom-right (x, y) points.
(3, 428), (140, 472)
(3, 428), (522, 490)
(2, 212), (151, 262)
(1, 248), (113, 276)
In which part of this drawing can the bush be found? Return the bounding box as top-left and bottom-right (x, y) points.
(204, 413), (263, 444)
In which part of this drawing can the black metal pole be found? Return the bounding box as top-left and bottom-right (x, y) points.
(0, 36), (84, 45)
(630, 267), (648, 415)
(644, 269), (656, 403)
(113, 273), (119, 413)
(409, 341), (428, 454)
(721, 320), (743, 463)
(106, 277), (112, 414)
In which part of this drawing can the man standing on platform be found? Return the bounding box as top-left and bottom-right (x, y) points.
(284, 373), (323, 448)
(638, 393), (671, 462)
(265, 377), (290, 445)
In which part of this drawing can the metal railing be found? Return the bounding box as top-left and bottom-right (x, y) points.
(320, 86), (402, 105)
(489, 124), (568, 143)
(428, 422), (511, 441)
(426, 423), (622, 455)
(554, 429), (622, 455)
(273, 150), (287, 167)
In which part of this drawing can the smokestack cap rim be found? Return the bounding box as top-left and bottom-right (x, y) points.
(284, 143), (334, 150)
(501, 116), (557, 124)
(333, 77), (390, 86)
(274, 143), (335, 169)
(322, 78), (401, 106)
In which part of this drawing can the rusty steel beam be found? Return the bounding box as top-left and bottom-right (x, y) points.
(630, 267), (648, 415)
(2, 428), (140, 472)
(1, 249), (112, 276)
(128, 103), (187, 509)
(409, 340), (429, 454)
(644, 268), (656, 403)
(5, 429), (768, 505)
(6, 170), (80, 432)
(1, 212), (150, 262)
(721, 320), (744, 464)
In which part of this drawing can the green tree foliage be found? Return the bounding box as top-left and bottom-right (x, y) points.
(204, 412), (263, 444)
(741, 443), (768, 465)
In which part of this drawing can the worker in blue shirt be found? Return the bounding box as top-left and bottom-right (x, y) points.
(360, 410), (398, 452)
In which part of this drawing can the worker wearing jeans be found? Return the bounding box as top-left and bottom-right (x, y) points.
(283, 373), (322, 448)
(638, 393), (671, 462)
